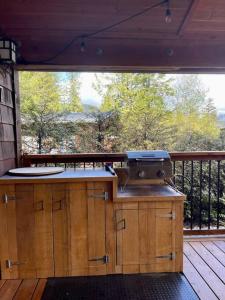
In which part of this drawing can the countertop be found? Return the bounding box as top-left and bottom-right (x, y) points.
(0, 168), (116, 184)
(116, 184), (185, 201)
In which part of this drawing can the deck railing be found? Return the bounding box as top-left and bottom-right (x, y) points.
(21, 151), (225, 235)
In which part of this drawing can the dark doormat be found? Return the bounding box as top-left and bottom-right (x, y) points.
(41, 273), (199, 300)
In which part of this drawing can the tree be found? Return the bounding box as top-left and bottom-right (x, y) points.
(77, 110), (121, 153)
(96, 73), (175, 151)
(20, 72), (78, 153)
(169, 75), (219, 151)
(61, 73), (83, 112)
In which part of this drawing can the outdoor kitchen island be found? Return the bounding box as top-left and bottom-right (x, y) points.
(0, 166), (185, 280)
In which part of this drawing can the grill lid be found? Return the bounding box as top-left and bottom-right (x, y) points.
(126, 150), (170, 161)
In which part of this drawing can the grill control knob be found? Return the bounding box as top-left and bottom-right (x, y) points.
(157, 170), (166, 178)
(138, 170), (145, 178)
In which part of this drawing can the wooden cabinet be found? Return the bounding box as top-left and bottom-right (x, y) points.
(115, 201), (183, 274)
(0, 181), (112, 279)
(0, 178), (183, 279)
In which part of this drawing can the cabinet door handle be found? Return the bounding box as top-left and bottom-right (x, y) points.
(34, 201), (44, 211)
(2, 194), (16, 205)
(117, 219), (126, 231)
(88, 192), (108, 201)
(53, 199), (63, 211)
(6, 260), (26, 269)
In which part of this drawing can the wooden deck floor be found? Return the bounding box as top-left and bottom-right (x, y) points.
(0, 278), (46, 300)
(1, 237), (225, 300)
(184, 237), (225, 300)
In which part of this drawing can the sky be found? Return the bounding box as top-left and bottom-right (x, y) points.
(79, 73), (225, 110)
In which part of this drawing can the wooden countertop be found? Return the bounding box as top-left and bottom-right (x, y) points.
(0, 169), (116, 184)
(115, 184), (185, 202)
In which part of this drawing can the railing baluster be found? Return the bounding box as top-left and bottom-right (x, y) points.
(208, 160), (212, 230)
(182, 161), (185, 193)
(173, 161), (176, 184)
(190, 161), (194, 230)
(217, 160), (221, 229)
(199, 160), (203, 230)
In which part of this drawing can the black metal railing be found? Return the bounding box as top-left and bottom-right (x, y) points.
(22, 151), (225, 235)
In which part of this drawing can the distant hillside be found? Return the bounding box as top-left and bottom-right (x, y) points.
(82, 103), (99, 112)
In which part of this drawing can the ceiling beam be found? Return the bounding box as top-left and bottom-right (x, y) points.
(176, 0), (200, 36)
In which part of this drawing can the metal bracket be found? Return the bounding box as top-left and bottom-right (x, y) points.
(88, 255), (109, 264)
(34, 200), (44, 211)
(6, 259), (25, 269)
(117, 219), (126, 231)
(156, 252), (176, 260)
(2, 194), (16, 205)
(89, 192), (109, 201)
(157, 212), (176, 220)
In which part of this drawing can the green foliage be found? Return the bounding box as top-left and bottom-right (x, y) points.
(97, 73), (175, 151)
(96, 73), (220, 152)
(20, 72), (80, 153)
(61, 73), (83, 112)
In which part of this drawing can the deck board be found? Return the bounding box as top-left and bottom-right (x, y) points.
(13, 279), (38, 300)
(0, 280), (22, 300)
(183, 255), (218, 300)
(184, 238), (225, 300)
(32, 279), (47, 300)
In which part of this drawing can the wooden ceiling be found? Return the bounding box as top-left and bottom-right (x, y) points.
(1, 0), (225, 72)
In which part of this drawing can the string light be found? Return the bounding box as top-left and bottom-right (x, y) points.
(165, 0), (172, 23)
(19, 0), (168, 64)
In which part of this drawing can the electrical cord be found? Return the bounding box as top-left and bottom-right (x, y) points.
(21, 0), (168, 64)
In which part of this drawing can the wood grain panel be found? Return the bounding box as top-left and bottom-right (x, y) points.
(16, 184), (36, 278)
(87, 182), (107, 275)
(52, 184), (69, 277)
(0, 184), (18, 279)
(68, 182), (89, 275)
(33, 184), (54, 278)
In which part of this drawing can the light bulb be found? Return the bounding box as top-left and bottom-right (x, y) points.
(165, 8), (172, 23)
(80, 40), (86, 53)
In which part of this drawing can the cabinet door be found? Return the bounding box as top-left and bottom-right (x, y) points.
(0, 184), (54, 279)
(16, 184), (54, 278)
(0, 185), (18, 279)
(116, 208), (140, 274)
(87, 182), (108, 275)
(139, 206), (176, 273)
(116, 205), (176, 274)
(52, 182), (110, 277)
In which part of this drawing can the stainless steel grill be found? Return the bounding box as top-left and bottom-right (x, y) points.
(126, 150), (172, 181)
